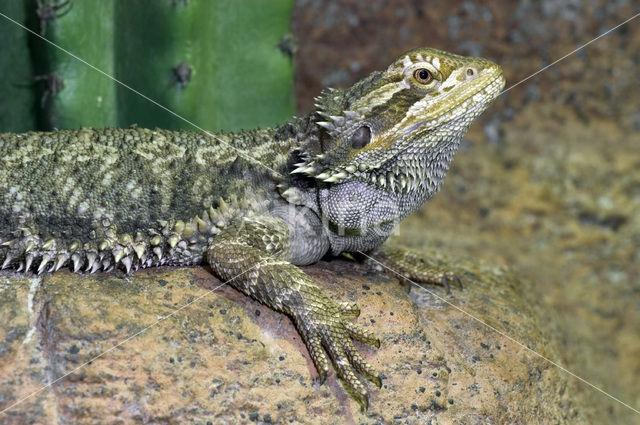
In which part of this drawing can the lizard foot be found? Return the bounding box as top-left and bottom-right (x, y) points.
(369, 245), (463, 293)
(293, 297), (380, 412)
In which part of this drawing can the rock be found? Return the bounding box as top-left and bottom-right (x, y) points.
(0, 255), (588, 424)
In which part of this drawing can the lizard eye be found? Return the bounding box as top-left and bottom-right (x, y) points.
(350, 126), (371, 149)
(465, 67), (478, 79)
(413, 68), (433, 84)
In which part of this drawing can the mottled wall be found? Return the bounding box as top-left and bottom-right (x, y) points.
(292, 0), (640, 132)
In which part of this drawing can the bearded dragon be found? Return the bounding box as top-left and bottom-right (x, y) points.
(0, 47), (505, 409)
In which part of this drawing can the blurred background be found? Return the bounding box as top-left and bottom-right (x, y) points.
(291, 2), (638, 424)
(0, 0), (638, 423)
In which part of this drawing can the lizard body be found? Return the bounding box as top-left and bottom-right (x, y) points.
(0, 47), (504, 408)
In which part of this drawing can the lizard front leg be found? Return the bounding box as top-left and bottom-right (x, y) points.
(207, 216), (381, 410)
(368, 244), (462, 292)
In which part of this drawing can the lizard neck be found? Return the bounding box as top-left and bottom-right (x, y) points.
(392, 133), (463, 215)
(278, 119), (466, 256)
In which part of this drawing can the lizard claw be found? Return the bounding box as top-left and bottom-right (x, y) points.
(441, 276), (452, 294)
(442, 272), (463, 291)
(442, 273), (462, 293)
(452, 274), (463, 289)
(293, 297), (379, 410)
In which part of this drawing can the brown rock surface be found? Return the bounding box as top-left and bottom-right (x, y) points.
(1, 257), (587, 424)
(397, 106), (640, 424)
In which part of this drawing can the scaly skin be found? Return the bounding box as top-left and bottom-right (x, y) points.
(0, 47), (505, 410)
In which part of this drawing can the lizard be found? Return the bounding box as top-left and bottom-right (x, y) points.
(0, 47), (505, 410)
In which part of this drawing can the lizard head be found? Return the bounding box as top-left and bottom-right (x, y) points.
(289, 47), (505, 250)
(294, 47), (505, 188)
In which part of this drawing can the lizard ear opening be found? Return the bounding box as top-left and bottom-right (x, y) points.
(350, 126), (371, 150)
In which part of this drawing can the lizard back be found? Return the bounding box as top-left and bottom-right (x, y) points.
(0, 126), (292, 272)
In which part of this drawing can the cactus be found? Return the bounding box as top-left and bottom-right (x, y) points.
(0, 0), (294, 133)
(0, 1), (37, 132)
(28, 0), (118, 130)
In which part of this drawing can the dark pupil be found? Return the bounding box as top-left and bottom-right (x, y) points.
(350, 126), (371, 149)
(418, 70), (429, 80)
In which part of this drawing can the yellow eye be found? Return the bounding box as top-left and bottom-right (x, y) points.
(413, 68), (433, 84)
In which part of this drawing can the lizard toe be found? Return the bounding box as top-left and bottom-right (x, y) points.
(345, 321), (380, 348)
(305, 333), (330, 384)
(323, 337), (369, 411)
(343, 340), (381, 387)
